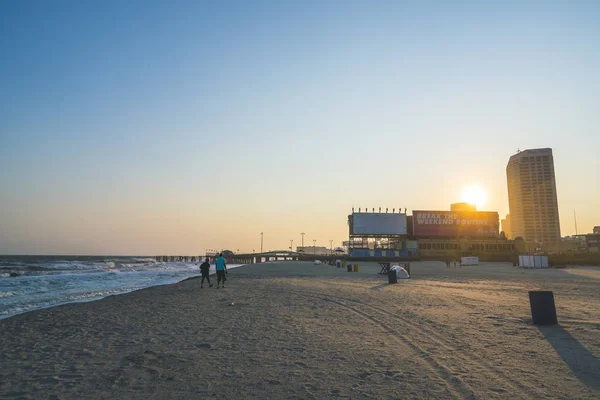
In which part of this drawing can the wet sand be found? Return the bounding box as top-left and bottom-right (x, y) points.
(1, 261), (599, 399)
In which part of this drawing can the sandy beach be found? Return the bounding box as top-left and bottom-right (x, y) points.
(1, 261), (599, 399)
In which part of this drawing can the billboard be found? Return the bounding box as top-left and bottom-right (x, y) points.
(412, 210), (499, 238)
(352, 213), (407, 235)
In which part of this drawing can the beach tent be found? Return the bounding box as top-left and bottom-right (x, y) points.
(390, 265), (410, 279)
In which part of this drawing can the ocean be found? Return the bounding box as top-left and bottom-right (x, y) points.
(0, 255), (239, 319)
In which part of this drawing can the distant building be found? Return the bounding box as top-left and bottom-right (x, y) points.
(545, 238), (580, 253)
(506, 148), (561, 243)
(594, 226), (600, 235)
(296, 246), (330, 255)
(585, 235), (600, 252)
(571, 234), (600, 253)
(451, 202), (476, 212)
(501, 214), (512, 239)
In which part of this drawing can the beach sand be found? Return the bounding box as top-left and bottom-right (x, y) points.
(1, 261), (599, 399)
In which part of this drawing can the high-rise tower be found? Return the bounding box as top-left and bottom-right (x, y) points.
(506, 148), (560, 242)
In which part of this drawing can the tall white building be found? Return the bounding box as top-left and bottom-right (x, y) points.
(506, 148), (560, 243)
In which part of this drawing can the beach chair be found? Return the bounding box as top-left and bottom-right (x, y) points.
(378, 262), (392, 275)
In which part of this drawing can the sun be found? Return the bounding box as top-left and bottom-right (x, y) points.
(461, 186), (487, 209)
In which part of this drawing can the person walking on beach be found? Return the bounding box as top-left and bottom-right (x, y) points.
(199, 258), (213, 288)
(215, 253), (228, 289)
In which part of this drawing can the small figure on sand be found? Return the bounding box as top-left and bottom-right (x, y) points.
(199, 258), (213, 288)
(216, 253), (228, 289)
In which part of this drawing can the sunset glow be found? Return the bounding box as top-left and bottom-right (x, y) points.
(462, 186), (487, 210)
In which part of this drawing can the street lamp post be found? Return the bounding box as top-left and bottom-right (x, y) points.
(290, 239), (294, 252)
(301, 233), (305, 250)
(329, 240), (333, 255)
(261, 232), (264, 254)
(313, 239), (316, 255)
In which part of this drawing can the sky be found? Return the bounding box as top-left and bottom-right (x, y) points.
(1, 1), (599, 255)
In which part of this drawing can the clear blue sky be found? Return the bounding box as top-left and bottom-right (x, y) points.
(1, 1), (599, 254)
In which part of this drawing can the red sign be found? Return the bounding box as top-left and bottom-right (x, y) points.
(412, 210), (499, 237)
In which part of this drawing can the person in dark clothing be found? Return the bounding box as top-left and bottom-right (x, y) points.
(199, 258), (213, 288)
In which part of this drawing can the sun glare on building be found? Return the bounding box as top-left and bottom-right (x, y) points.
(461, 186), (487, 209)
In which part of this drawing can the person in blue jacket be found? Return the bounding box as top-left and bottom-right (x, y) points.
(215, 253), (228, 288)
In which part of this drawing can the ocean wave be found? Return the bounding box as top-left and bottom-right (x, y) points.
(1, 265), (52, 271)
(0, 262), (244, 319)
(1, 260), (161, 275)
(0, 260), (207, 277)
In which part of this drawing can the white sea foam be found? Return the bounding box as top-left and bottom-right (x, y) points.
(0, 257), (244, 319)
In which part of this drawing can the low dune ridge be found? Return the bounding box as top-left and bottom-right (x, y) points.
(1, 261), (599, 399)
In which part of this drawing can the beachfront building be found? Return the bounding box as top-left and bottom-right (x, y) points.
(410, 208), (514, 260)
(418, 238), (516, 260)
(506, 148), (561, 243)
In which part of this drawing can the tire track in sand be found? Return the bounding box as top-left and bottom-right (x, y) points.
(283, 289), (542, 399)
(280, 289), (475, 399)
(345, 293), (543, 399)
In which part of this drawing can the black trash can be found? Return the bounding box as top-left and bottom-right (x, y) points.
(529, 291), (557, 325)
(347, 264), (352, 272)
(388, 270), (397, 284)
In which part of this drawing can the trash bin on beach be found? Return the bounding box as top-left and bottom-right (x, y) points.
(387, 270), (397, 284)
(529, 291), (557, 325)
(353, 264), (359, 272)
(347, 263), (352, 272)
(336, 260), (341, 268)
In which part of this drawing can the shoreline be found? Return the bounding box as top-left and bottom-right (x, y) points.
(0, 263), (247, 321)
